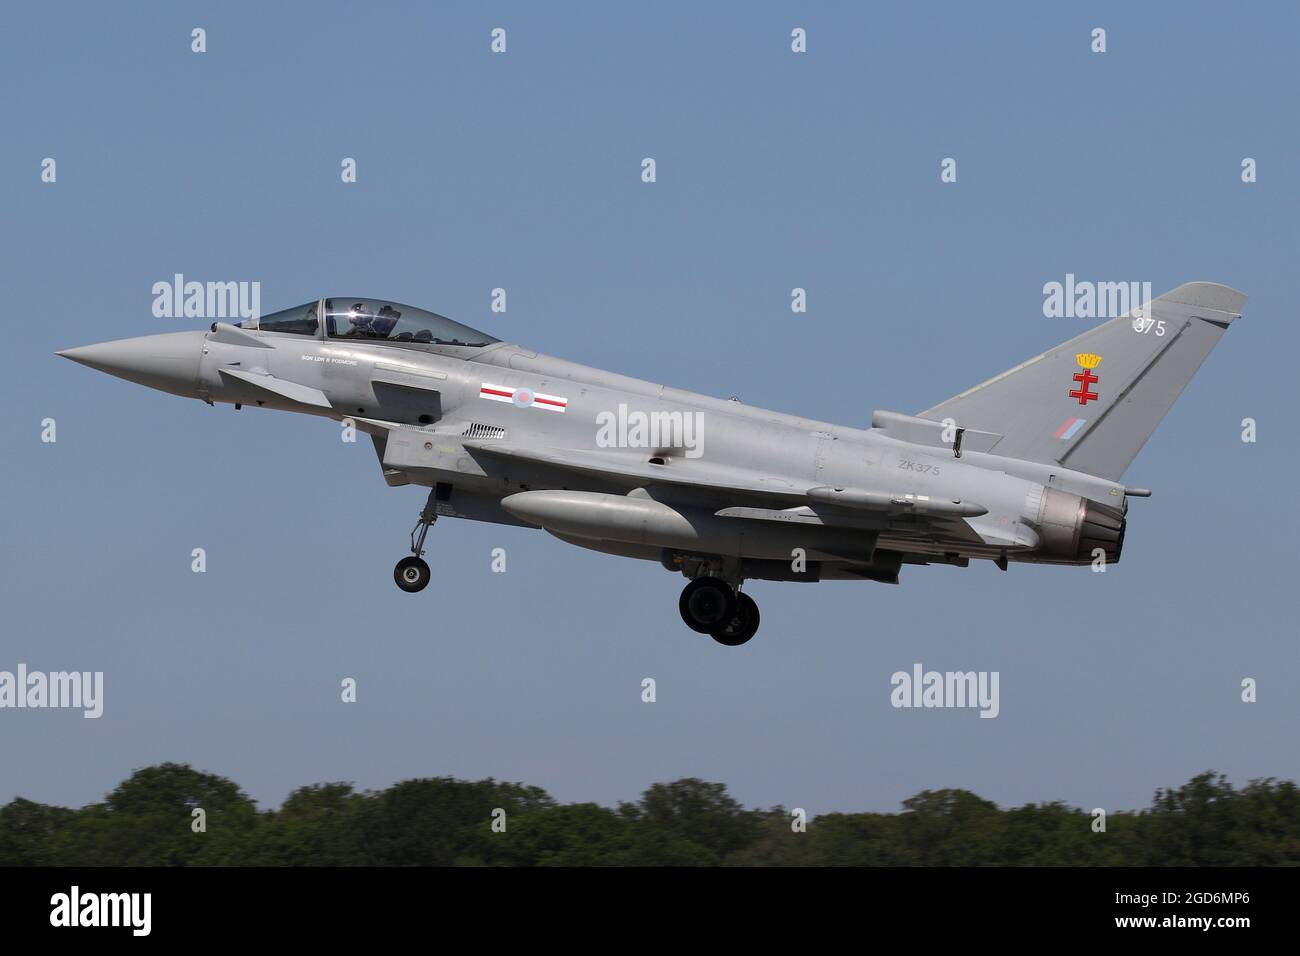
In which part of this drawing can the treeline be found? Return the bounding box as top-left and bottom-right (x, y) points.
(1, 764), (1297, 866)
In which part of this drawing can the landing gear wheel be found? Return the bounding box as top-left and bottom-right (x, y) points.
(679, 577), (737, 633)
(394, 556), (431, 593)
(710, 592), (760, 647)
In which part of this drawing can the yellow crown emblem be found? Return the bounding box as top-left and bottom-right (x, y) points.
(1075, 353), (1102, 369)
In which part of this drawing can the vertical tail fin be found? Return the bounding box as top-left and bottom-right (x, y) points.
(919, 282), (1246, 481)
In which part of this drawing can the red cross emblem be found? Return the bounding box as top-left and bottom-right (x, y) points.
(1069, 368), (1099, 405)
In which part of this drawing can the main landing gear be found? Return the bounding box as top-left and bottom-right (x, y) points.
(678, 576), (761, 647)
(394, 484), (447, 593)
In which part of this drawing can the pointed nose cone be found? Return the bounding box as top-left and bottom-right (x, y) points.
(58, 331), (206, 399)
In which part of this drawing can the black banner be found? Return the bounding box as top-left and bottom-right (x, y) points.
(0, 866), (1280, 940)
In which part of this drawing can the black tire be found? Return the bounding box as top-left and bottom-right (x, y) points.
(678, 576), (736, 633)
(711, 592), (760, 646)
(394, 556), (431, 593)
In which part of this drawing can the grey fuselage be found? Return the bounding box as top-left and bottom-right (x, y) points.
(65, 284), (1253, 586)
(185, 320), (1129, 580)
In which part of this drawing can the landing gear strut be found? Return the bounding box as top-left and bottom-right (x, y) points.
(393, 483), (449, 593)
(678, 575), (761, 646)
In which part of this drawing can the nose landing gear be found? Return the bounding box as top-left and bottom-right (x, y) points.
(678, 574), (761, 646)
(393, 483), (450, 593)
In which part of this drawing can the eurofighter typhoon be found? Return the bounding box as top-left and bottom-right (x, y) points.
(59, 283), (1245, 646)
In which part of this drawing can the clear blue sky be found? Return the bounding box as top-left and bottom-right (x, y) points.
(3, 0), (1297, 817)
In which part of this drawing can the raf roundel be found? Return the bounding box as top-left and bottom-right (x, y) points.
(479, 382), (567, 413)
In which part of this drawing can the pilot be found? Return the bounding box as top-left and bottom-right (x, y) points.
(347, 302), (372, 335)
(373, 304), (401, 337)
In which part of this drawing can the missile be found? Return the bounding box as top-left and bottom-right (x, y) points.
(805, 485), (988, 518)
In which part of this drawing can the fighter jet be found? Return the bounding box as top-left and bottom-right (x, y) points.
(58, 283), (1244, 646)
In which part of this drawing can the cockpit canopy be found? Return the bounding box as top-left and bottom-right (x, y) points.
(324, 298), (498, 347)
(249, 298), (499, 349)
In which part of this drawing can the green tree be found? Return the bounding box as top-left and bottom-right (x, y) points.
(4, 765), (1299, 867)
(898, 789), (1001, 865)
(622, 779), (764, 864)
(487, 803), (639, 866)
(0, 798), (77, 865)
(357, 777), (554, 866)
(248, 783), (370, 865)
(90, 762), (261, 865)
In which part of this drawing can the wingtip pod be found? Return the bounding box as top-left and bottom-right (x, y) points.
(1155, 281), (1247, 317)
